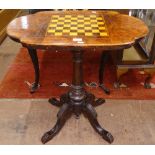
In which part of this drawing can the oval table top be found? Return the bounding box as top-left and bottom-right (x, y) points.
(7, 10), (149, 50)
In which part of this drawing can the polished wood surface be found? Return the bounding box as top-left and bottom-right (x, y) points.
(7, 10), (148, 50)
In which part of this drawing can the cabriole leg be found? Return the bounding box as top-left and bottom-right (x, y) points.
(83, 103), (114, 143)
(41, 103), (72, 144)
(27, 47), (40, 93)
(99, 51), (110, 94)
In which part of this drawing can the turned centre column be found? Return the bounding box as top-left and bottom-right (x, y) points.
(69, 48), (86, 103)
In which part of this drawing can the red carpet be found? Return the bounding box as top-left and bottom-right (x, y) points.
(0, 47), (155, 99)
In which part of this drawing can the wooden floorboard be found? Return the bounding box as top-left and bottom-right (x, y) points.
(0, 99), (154, 144)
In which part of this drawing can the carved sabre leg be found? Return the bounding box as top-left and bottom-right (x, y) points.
(144, 68), (155, 89)
(99, 51), (110, 94)
(83, 103), (114, 143)
(41, 103), (72, 144)
(27, 47), (40, 93)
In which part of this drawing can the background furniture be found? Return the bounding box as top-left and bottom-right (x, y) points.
(113, 9), (155, 89)
(0, 9), (22, 44)
(99, 10), (155, 91)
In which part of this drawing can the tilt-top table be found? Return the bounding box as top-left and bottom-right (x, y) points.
(7, 10), (148, 144)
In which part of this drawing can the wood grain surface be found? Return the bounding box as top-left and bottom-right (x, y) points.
(7, 10), (149, 50)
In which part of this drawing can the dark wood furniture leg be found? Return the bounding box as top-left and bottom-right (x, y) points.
(41, 48), (114, 144)
(99, 51), (110, 94)
(27, 47), (40, 93)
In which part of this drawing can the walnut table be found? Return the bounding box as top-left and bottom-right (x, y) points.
(7, 10), (148, 144)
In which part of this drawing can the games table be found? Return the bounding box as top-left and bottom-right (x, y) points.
(7, 10), (148, 144)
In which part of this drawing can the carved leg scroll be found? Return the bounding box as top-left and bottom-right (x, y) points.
(41, 103), (72, 144)
(83, 103), (114, 143)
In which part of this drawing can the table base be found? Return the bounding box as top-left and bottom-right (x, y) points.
(41, 92), (114, 144)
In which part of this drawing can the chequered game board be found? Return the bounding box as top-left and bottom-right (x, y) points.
(46, 14), (109, 37)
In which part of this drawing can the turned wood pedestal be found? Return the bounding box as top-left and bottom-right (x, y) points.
(41, 49), (114, 144)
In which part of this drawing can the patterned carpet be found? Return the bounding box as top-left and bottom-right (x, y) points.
(0, 47), (155, 99)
